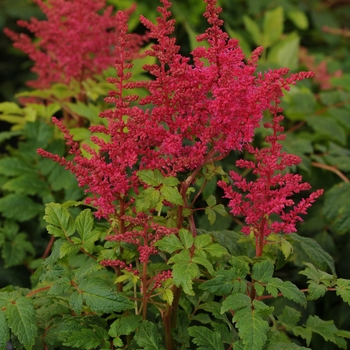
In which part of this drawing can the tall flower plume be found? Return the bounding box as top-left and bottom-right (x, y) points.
(4, 0), (140, 88)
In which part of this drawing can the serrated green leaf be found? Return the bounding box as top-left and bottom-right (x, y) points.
(109, 315), (142, 337)
(263, 7), (284, 47)
(154, 234), (184, 253)
(266, 278), (307, 307)
(137, 169), (163, 186)
(205, 207), (216, 225)
(289, 233), (335, 274)
(78, 278), (133, 313)
(292, 326), (312, 345)
(44, 203), (75, 238)
(0, 311), (10, 350)
(307, 281), (327, 300)
(134, 320), (165, 350)
(233, 308), (269, 350)
(253, 300), (274, 318)
(63, 327), (109, 349)
(203, 243), (227, 257)
(160, 185), (184, 205)
(188, 326), (224, 350)
(213, 204), (227, 217)
(252, 260), (274, 283)
(135, 187), (161, 212)
(278, 306), (301, 328)
(170, 252), (199, 295)
(299, 262), (336, 286)
(162, 176), (179, 187)
(335, 278), (350, 305)
(70, 291), (83, 315)
(199, 273), (234, 295)
(194, 234), (213, 249)
(221, 293), (251, 314)
(179, 229), (194, 249)
(59, 240), (80, 258)
(0, 194), (42, 222)
(306, 315), (347, 349)
(192, 256), (214, 275)
(206, 195), (216, 207)
(308, 116), (346, 145)
(5, 297), (37, 350)
(75, 209), (94, 237)
(48, 277), (71, 295)
(268, 342), (310, 350)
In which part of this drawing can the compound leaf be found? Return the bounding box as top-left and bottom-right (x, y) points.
(188, 326), (224, 350)
(134, 320), (165, 350)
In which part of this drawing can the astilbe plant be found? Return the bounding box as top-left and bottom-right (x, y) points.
(20, 0), (350, 349)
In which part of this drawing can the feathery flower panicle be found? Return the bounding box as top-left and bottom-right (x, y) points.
(218, 79), (323, 247)
(4, 0), (141, 88)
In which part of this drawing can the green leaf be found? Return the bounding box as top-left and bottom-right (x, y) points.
(5, 297), (37, 350)
(48, 277), (71, 295)
(75, 209), (94, 237)
(306, 315), (347, 349)
(221, 293), (251, 314)
(134, 320), (165, 350)
(213, 204), (227, 217)
(268, 32), (300, 70)
(64, 327), (109, 349)
(0, 311), (10, 350)
(0, 194), (42, 221)
(266, 278), (307, 307)
(160, 185), (184, 205)
(3, 174), (49, 196)
(192, 256), (214, 275)
(0, 157), (35, 176)
(65, 101), (101, 124)
(109, 315), (142, 337)
(135, 187), (161, 212)
(323, 183), (350, 235)
(179, 228), (194, 249)
(243, 15), (261, 45)
(205, 207), (216, 225)
(162, 176), (179, 187)
(154, 234), (184, 253)
(251, 260), (274, 283)
(203, 243), (227, 257)
(287, 10), (308, 29)
(289, 233), (336, 274)
(194, 234), (213, 250)
(70, 291), (83, 315)
(233, 308), (269, 350)
(307, 282), (328, 300)
(137, 169), (163, 186)
(199, 273), (234, 295)
(188, 326), (224, 350)
(205, 195), (216, 207)
(263, 7), (284, 47)
(336, 278), (350, 305)
(44, 203), (75, 239)
(169, 251), (200, 296)
(278, 306), (301, 328)
(78, 278), (133, 313)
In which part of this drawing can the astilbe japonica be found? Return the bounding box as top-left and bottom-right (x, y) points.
(38, 0), (322, 265)
(4, 0), (141, 88)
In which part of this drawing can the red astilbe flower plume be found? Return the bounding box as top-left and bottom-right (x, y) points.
(4, 0), (140, 88)
(218, 79), (323, 255)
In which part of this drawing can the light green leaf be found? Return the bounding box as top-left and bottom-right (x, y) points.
(0, 311), (10, 350)
(194, 234), (213, 249)
(179, 228), (194, 249)
(137, 169), (163, 186)
(134, 320), (165, 350)
(221, 293), (251, 314)
(109, 315), (142, 337)
(243, 16), (261, 45)
(59, 241), (80, 258)
(203, 243), (228, 257)
(75, 209), (94, 237)
(213, 204), (227, 217)
(287, 10), (308, 29)
(335, 278), (350, 305)
(268, 32), (300, 70)
(162, 176), (179, 187)
(160, 185), (184, 205)
(5, 297), (37, 350)
(263, 7), (284, 47)
(205, 207), (216, 225)
(251, 260), (274, 283)
(154, 234), (184, 253)
(192, 256), (214, 275)
(188, 326), (224, 350)
(44, 203), (75, 238)
(78, 278), (133, 313)
(205, 195), (216, 207)
(135, 187), (161, 212)
(307, 281), (328, 300)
